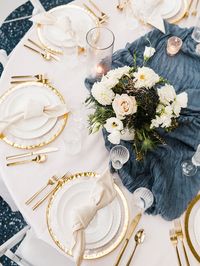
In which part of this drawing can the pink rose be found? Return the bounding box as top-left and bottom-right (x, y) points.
(112, 94), (137, 119)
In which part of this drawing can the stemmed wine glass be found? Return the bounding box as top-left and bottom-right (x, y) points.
(181, 144), (200, 176)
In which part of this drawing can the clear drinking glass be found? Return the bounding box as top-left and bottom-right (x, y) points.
(132, 187), (154, 211)
(181, 144), (200, 176)
(86, 27), (115, 79)
(166, 36), (182, 56)
(110, 145), (130, 170)
(192, 16), (200, 43)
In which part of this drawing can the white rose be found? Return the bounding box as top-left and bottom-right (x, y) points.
(133, 66), (160, 89)
(101, 75), (119, 89)
(112, 94), (137, 119)
(104, 117), (123, 133)
(91, 82), (115, 106)
(157, 84), (176, 105)
(106, 66), (131, 80)
(144, 46), (156, 59)
(108, 131), (121, 144)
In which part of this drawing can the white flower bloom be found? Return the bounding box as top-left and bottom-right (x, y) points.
(101, 75), (119, 89)
(150, 116), (161, 129)
(91, 82), (115, 105)
(120, 128), (135, 141)
(112, 94), (137, 119)
(144, 46), (156, 59)
(133, 66), (160, 89)
(172, 101), (181, 116)
(108, 130), (121, 144)
(104, 117), (123, 133)
(176, 92), (188, 108)
(164, 105), (173, 116)
(159, 114), (172, 128)
(106, 66), (131, 80)
(157, 84), (176, 105)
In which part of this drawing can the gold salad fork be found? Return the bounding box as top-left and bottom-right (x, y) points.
(174, 220), (190, 266)
(169, 229), (182, 266)
(88, 0), (109, 19)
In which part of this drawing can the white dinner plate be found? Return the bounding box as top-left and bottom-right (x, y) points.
(49, 178), (121, 250)
(37, 5), (98, 52)
(47, 172), (129, 260)
(185, 194), (200, 263)
(0, 81), (67, 149)
(158, 0), (182, 19)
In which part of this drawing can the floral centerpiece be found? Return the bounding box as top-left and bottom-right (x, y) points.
(86, 46), (188, 160)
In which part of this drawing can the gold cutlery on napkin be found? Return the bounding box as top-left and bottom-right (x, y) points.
(6, 154), (47, 166)
(174, 219), (190, 266)
(32, 172), (70, 210)
(126, 229), (145, 266)
(169, 229), (182, 266)
(6, 147), (58, 161)
(87, 0), (109, 19)
(114, 212), (142, 266)
(25, 175), (58, 205)
(83, 3), (107, 24)
(192, 0), (200, 16)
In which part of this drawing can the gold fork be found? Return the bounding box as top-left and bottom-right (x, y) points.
(25, 175), (58, 205)
(32, 172), (71, 210)
(174, 220), (190, 266)
(10, 74), (49, 84)
(184, 0), (194, 17)
(83, 3), (107, 24)
(88, 0), (109, 19)
(169, 229), (182, 266)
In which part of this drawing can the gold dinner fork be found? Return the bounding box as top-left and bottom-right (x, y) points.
(174, 220), (190, 266)
(25, 175), (59, 205)
(88, 0), (109, 19)
(83, 3), (107, 24)
(169, 229), (182, 266)
(32, 172), (71, 210)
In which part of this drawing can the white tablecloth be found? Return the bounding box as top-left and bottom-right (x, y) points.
(0, 0), (199, 265)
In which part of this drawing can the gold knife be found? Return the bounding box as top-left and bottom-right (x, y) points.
(114, 212), (142, 266)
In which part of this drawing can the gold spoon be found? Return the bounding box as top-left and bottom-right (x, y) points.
(25, 175), (58, 205)
(126, 229), (145, 266)
(6, 154), (47, 166)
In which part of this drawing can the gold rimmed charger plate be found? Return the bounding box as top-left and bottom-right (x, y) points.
(46, 172), (129, 260)
(0, 81), (67, 149)
(185, 193), (200, 263)
(168, 0), (188, 24)
(37, 4), (99, 54)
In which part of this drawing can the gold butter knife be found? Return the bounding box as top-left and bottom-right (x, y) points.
(114, 212), (142, 266)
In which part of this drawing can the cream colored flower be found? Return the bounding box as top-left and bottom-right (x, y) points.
(108, 130), (121, 144)
(144, 46), (156, 59)
(157, 84), (176, 105)
(112, 94), (137, 119)
(172, 92), (188, 116)
(133, 66), (160, 89)
(106, 66), (131, 80)
(91, 82), (115, 106)
(101, 75), (119, 89)
(104, 117), (123, 133)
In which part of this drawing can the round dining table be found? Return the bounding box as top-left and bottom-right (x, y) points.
(0, 0), (199, 265)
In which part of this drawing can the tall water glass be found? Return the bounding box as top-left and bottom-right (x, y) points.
(192, 16), (200, 42)
(86, 27), (115, 79)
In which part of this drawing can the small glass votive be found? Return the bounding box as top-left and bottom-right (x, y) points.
(166, 36), (183, 56)
(86, 27), (115, 79)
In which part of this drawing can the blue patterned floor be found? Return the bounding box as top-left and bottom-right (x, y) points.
(0, 1), (72, 265)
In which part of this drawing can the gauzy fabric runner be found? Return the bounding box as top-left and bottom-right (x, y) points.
(86, 22), (200, 221)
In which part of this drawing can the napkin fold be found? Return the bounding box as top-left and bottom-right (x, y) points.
(0, 99), (69, 134)
(132, 0), (165, 33)
(71, 169), (116, 266)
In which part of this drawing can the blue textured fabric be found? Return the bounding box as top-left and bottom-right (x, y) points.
(86, 22), (200, 221)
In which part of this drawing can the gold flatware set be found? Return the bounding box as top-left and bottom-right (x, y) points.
(169, 219), (190, 266)
(10, 73), (49, 84)
(25, 172), (70, 210)
(83, 0), (108, 24)
(185, 0), (199, 17)
(6, 154), (47, 166)
(24, 38), (61, 61)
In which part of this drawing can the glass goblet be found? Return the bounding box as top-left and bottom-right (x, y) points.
(110, 145), (130, 170)
(181, 144), (200, 176)
(132, 187), (154, 211)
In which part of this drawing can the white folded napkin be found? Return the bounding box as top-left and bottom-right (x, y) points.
(71, 169), (116, 266)
(131, 0), (165, 33)
(0, 99), (69, 134)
